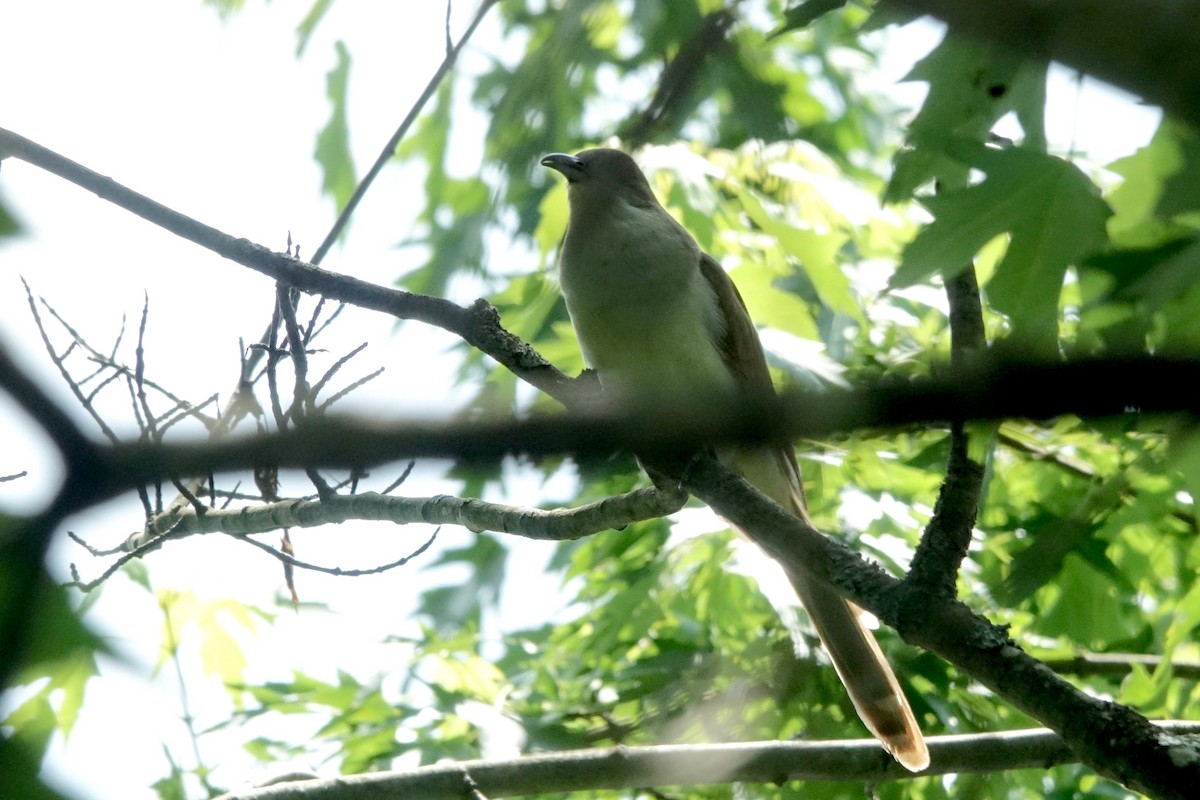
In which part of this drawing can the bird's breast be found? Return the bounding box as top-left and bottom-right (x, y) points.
(559, 201), (736, 403)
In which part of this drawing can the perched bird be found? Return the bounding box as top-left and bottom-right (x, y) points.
(542, 148), (929, 772)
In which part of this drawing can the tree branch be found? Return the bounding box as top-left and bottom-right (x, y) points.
(7, 353), (1200, 516)
(1043, 653), (1200, 682)
(671, 454), (1200, 799)
(111, 484), (687, 554)
(0, 127), (576, 403)
(907, 266), (986, 597)
(215, 724), (1200, 800)
(619, 5), (738, 147)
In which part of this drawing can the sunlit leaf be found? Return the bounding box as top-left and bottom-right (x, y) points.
(896, 146), (1109, 352)
(314, 40), (357, 215)
(295, 0), (336, 57)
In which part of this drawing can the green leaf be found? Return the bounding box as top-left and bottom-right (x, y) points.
(151, 744), (188, 800)
(732, 184), (859, 319)
(418, 535), (507, 631)
(122, 558), (152, 592)
(885, 33), (1048, 201)
(156, 591), (257, 689)
(0, 193), (23, 238)
(314, 40), (357, 215)
(1107, 118), (1195, 247)
(200, 0), (246, 21)
(1165, 573), (1200, 654)
(0, 737), (66, 800)
(295, 0), (336, 57)
(2, 694), (56, 762)
(896, 146), (1109, 352)
(861, 0), (924, 31)
(770, 0), (849, 39)
(16, 574), (109, 669)
(1085, 235), (1200, 311)
(1120, 662), (1170, 710)
(1168, 424), (1200, 512)
(1037, 555), (1133, 646)
(2, 574), (105, 753)
(534, 180), (569, 265)
(1157, 123), (1200, 218)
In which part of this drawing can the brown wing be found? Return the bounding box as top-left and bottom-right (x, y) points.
(698, 252), (929, 772)
(698, 252), (774, 397)
(698, 252), (809, 513)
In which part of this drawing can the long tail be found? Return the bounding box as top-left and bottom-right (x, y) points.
(784, 564), (929, 771)
(729, 448), (929, 772)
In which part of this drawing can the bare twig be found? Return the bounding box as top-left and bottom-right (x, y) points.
(309, 341), (368, 401)
(22, 278), (121, 443)
(158, 394), (220, 436)
(67, 530), (125, 557)
(1, 127), (576, 402)
(381, 460), (417, 494)
(69, 510), (189, 592)
(317, 366), (384, 413)
(1043, 652), (1200, 681)
(233, 526), (439, 577)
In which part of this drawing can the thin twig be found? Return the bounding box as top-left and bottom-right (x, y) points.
(233, 527), (439, 577)
(309, 341), (368, 401)
(1043, 652), (1200, 681)
(381, 460), (417, 494)
(276, 284), (311, 420)
(67, 530), (125, 557)
(22, 279), (121, 443)
(317, 366), (384, 413)
(307, 0), (500, 266)
(159, 591), (220, 796)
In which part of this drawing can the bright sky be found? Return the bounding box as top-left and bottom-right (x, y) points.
(0, 3), (1160, 800)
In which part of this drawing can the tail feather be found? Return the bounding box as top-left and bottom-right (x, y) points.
(727, 447), (929, 772)
(787, 568), (929, 771)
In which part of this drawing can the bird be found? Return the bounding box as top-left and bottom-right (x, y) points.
(541, 147), (929, 772)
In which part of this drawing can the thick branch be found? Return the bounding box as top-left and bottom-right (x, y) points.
(8, 354), (1200, 516)
(907, 266), (986, 597)
(672, 455), (1200, 799)
(117, 485), (687, 551)
(619, 6), (737, 147)
(216, 725), (1200, 800)
(9, 126), (1200, 435)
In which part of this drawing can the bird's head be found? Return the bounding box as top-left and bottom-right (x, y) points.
(541, 148), (658, 210)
